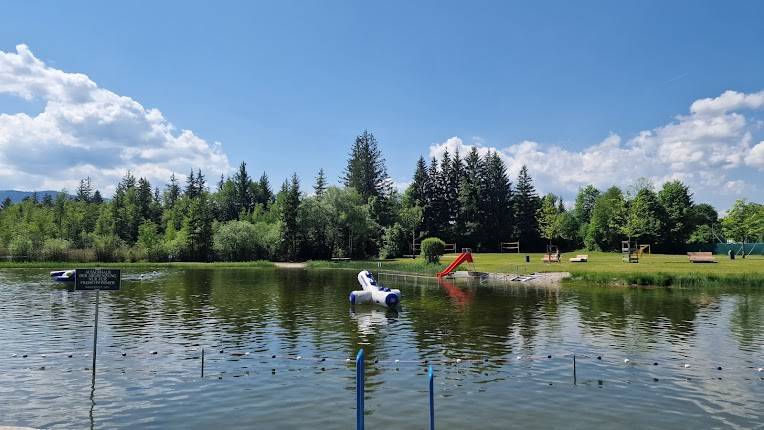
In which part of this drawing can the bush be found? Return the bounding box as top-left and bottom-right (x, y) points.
(93, 234), (124, 262)
(42, 238), (70, 261)
(380, 223), (409, 259)
(9, 236), (33, 260)
(213, 220), (280, 261)
(420, 237), (446, 264)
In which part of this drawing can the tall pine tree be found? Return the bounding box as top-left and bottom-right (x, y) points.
(342, 130), (389, 200)
(513, 165), (540, 248)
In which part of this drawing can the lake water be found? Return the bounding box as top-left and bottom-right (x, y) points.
(0, 268), (762, 429)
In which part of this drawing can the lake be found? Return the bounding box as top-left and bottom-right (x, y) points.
(0, 268), (762, 429)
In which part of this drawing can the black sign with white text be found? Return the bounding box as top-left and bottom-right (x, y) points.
(75, 269), (121, 291)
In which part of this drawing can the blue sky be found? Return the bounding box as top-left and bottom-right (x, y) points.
(1, 1), (763, 209)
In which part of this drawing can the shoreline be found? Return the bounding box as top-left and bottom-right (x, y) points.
(1, 257), (763, 288)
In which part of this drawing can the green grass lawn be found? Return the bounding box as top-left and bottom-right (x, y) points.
(310, 251), (764, 287)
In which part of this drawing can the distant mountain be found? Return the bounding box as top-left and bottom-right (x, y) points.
(0, 190), (72, 203)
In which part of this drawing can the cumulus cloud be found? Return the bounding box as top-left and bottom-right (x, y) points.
(430, 89), (764, 206)
(0, 44), (230, 194)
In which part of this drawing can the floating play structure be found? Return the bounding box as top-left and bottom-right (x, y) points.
(349, 270), (401, 308)
(50, 269), (75, 283)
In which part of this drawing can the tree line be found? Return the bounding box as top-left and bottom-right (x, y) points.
(1, 130), (762, 262)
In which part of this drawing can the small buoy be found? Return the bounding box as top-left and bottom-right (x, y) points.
(40, 354), (46, 358)
(394, 359), (400, 364)
(122, 353), (127, 357)
(22, 354), (28, 358)
(272, 355), (276, 359)
(10, 353), (17, 357)
(757, 368), (763, 372)
(424, 359), (428, 364)
(624, 358), (630, 364)
(151, 351), (158, 355)
(218, 376), (222, 380)
(244, 352), (250, 356)
(717, 366), (722, 371)
(295, 356), (302, 360)
(374, 359), (378, 364)
(321, 367), (325, 371)
(456, 358), (462, 363)
(597, 356), (602, 360)
(516, 355), (522, 360)
(320, 358), (325, 362)
(684, 363), (690, 368)
(653, 362), (658, 366)
(68, 354), (73, 358)
(547, 355), (552, 359)
(346, 358), (351, 363)
(219, 349), (224, 354)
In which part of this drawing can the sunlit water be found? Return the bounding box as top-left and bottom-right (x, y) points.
(0, 268), (762, 429)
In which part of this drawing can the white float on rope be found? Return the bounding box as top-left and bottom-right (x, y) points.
(349, 270), (401, 308)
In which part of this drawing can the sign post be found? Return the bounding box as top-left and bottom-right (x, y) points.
(75, 269), (121, 387)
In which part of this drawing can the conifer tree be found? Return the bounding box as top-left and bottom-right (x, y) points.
(409, 156), (429, 207)
(185, 191), (213, 261)
(77, 177), (93, 202)
(342, 130), (389, 200)
(233, 161), (253, 214)
(185, 169), (197, 198)
(479, 152), (513, 247)
(314, 168), (327, 198)
(457, 147), (483, 244)
(165, 173), (181, 208)
(513, 165), (540, 247)
(280, 173), (301, 260)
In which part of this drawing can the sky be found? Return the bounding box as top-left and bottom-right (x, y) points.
(0, 1), (763, 210)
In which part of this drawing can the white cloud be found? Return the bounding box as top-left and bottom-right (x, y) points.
(0, 44), (230, 194)
(430, 89), (764, 207)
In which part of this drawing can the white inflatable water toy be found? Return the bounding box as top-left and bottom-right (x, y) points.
(50, 269), (75, 283)
(349, 270), (401, 308)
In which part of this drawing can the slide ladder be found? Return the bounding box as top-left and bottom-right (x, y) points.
(436, 252), (473, 278)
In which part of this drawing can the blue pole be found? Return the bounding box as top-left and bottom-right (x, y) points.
(356, 348), (365, 430)
(429, 365), (435, 430)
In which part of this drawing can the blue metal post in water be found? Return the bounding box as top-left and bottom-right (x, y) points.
(429, 365), (435, 430)
(356, 348), (365, 430)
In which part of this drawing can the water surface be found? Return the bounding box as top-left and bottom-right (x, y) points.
(0, 268), (762, 429)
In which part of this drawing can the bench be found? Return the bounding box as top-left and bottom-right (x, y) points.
(687, 252), (716, 263)
(331, 257), (350, 262)
(569, 254), (588, 263)
(542, 253), (561, 263)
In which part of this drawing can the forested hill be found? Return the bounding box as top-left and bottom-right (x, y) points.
(0, 190), (69, 203)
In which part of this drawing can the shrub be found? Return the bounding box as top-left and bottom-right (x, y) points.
(93, 234), (124, 262)
(42, 238), (70, 261)
(380, 223), (409, 259)
(420, 237), (446, 264)
(9, 236), (33, 261)
(213, 220), (280, 261)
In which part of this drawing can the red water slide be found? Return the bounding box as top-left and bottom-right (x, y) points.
(436, 252), (473, 277)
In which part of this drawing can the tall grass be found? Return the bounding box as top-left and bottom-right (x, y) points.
(566, 271), (764, 288)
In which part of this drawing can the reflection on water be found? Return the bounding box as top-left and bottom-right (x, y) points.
(0, 268), (762, 429)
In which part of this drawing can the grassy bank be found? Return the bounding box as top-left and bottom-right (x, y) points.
(309, 251), (764, 287)
(0, 260), (275, 269)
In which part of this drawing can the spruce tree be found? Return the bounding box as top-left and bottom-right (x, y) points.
(280, 173), (301, 260)
(409, 156), (428, 207)
(165, 173), (181, 208)
(457, 147), (483, 244)
(479, 152), (513, 247)
(342, 130), (389, 200)
(233, 161), (253, 214)
(513, 165), (540, 247)
(256, 173), (273, 207)
(314, 168), (327, 198)
(92, 190), (103, 204)
(185, 169), (197, 198)
(136, 177), (153, 222)
(185, 191), (213, 261)
(77, 177), (93, 202)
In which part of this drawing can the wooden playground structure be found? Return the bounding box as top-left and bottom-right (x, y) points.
(622, 241), (651, 263)
(500, 241), (520, 253)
